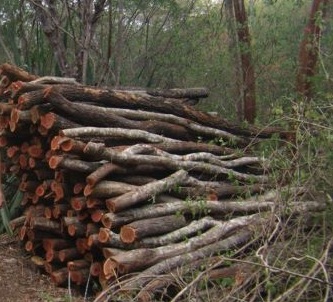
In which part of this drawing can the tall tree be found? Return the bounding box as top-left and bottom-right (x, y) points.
(225, 0), (242, 122)
(232, 0), (256, 124)
(28, 0), (107, 82)
(296, 0), (328, 100)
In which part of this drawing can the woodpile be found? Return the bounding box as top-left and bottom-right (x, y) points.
(0, 63), (325, 300)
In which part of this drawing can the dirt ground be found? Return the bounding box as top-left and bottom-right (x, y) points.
(0, 234), (84, 302)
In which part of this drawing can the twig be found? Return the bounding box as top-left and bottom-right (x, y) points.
(272, 238), (333, 302)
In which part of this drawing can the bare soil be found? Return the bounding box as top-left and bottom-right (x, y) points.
(0, 234), (83, 302)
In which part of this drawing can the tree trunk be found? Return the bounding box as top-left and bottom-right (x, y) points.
(296, 0), (328, 100)
(233, 0), (256, 124)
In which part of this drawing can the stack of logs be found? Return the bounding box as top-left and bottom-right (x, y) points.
(0, 63), (325, 300)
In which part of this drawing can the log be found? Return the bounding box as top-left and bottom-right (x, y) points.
(49, 155), (103, 173)
(97, 228), (129, 249)
(9, 215), (27, 231)
(0, 63), (38, 82)
(120, 215), (187, 243)
(76, 238), (89, 254)
(61, 127), (180, 144)
(44, 262), (63, 274)
(67, 221), (87, 237)
(106, 170), (189, 213)
(42, 83), (289, 139)
(0, 103), (14, 115)
(84, 180), (137, 198)
(135, 217), (217, 248)
(67, 259), (90, 271)
(83, 142), (268, 183)
(52, 204), (71, 219)
(0, 75), (11, 88)
(40, 112), (81, 132)
(103, 215), (260, 277)
(101, 194), (274, 229)
(123, 229), (253, 292)
(44, 89), (198, 141)
(42, 238), (73, 251)
(30, 217), (62, 234)
(90, 209), (105, 223)
(147, 87), (208, 99)
(17, 90), (45, 110)
(10, 81), (46, 99)
(90, 107), (247, 146)
(90, 262), (102, 277)
(70, 196), (87, 211)
(10, 108), (32, 124)
(70, 268), (90, 285)
(59, 138), (87, 154)
(86, 163), (126, 187)
(51, 267), (68, 286)
(58, 247), (81, 262)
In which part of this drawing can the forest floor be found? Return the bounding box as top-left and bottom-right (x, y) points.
(0, 234), (84, 302)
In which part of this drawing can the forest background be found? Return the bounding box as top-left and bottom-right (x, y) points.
(0, 0), (332, 301)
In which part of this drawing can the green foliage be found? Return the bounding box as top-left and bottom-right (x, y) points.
(0, 175), (22, 235)
(0, 0), (331, 122)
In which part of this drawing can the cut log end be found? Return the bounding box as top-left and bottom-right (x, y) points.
(120, 226), (137, 244)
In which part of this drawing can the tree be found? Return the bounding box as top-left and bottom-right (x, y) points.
(296, 0), (329, 100)
(28, 0), (107, 83)
(232, 0), (256, 124)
